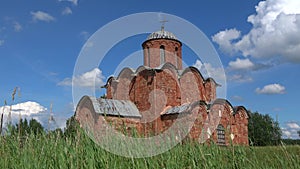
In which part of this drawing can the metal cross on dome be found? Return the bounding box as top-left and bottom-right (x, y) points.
(160, 18), (168, 32)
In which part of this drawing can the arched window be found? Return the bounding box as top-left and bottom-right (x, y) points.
(217, 124), (225, 145)
(147, 47), (150, 67)
(160, 45), (165, 65)
(175, 47), (178, 67)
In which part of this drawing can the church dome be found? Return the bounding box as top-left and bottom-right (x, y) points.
(147, 30), (178, 40)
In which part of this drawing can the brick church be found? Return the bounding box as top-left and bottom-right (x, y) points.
(75, 27), (249, 146)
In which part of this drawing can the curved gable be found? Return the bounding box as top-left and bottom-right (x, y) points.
(160, 62), (179, 79)
(103, 76), (116, 87)
(135, 65), (149, 74)
(114, 67), (135, 100)
(180, 66), (206, 103)
(205, 77), (221, 87)
(116, 67), (135, 80)
(234, 106), (249, 119)
(75, 95), (98, 123)
(212, 98), (234, 115)
(181, 66), (205, 81)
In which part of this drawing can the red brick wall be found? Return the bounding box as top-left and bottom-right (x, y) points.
(129, 69), (154, 112)
(204, 79), (217, 103)
(106, 78), (115, 99)
(207, 102), (233, 146)
(187, 104), (208, 141)
(154, 68), (181, 107)
(129, 69), (181, 112)
(180, 69), (206, 104)
(142, 39), (182, 69)
(231, 108), (249, 145)
(113, 68), (134, 100)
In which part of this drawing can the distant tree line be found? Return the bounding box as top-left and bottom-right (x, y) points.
(282, 130), (300, 145)
(6, 116), (79, 139)
(248, 111), (282, 146)
(10, 118), (44, 136)
(281, 139), (300, 145)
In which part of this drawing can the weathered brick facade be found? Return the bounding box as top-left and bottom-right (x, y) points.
(142, 38), (182, 69)
(75, 29), (249, 146)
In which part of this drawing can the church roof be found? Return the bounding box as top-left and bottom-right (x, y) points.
(103, 63), (221, 88)
(162, 101), (207, 115)
(163, 104), (190, 115)
(83, 96), (142, 118)
(147, 30), (178, 41)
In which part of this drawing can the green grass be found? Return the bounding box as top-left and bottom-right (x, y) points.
(0, 131), (299, 169)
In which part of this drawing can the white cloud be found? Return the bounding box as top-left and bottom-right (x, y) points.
(68, 102), (76, 112)
(282, 122), (300, 139)
(228, 58), (255, 70)
(58, 68), (105, 88)
(212, 0), (300, 63)
(282, 129), (292, 138)
(49, 72), (58, 76)
(231, 95), (244, 102)
(193, 60), (226, 82)
(212, 28), (241, 55)
(31, 11), (55, 22)
(229, 74), (253, 83)
(59, 0), (78, 6)
(273, 107), (282, 112)
(255, 83), (286, 94)
(62, 7), (72, 15)
(226, 58), (274, 84)
(0, 101), (47, 116)
(13, 22), (22, 32)
(193, 60), (203, 71)
(0, 40), (4, 46)
(0, 101), (47, 129)
(80, 31), (90, 41)
(286, 122), (300, 129)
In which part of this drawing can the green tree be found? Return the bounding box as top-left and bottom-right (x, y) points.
(298, 130), (300, 137)
(64, 116), (80, 138)
(29, 119), (44, 135)
(248, 111), (282, 146)
(48, 128), (63, 138)
(11, 118), (29, 136)
(11, 118), (44, 136)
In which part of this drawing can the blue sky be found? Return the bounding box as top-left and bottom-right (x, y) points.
(0, 0), (299, 138)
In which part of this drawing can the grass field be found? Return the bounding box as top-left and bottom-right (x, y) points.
(0, 130), (299, 169)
